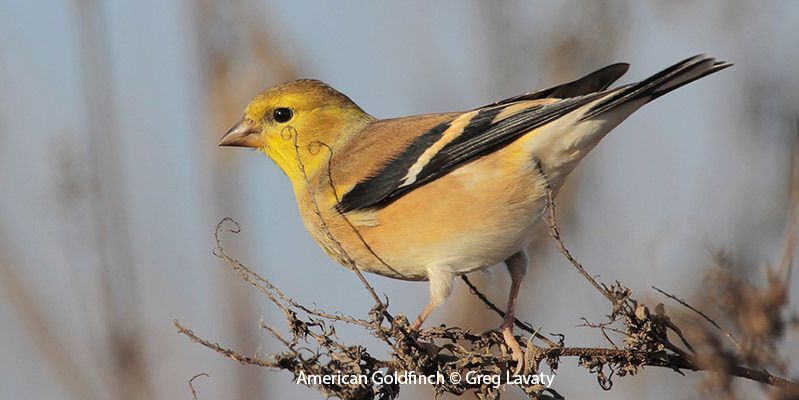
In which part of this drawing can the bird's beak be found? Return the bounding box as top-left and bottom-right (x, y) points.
(218, 118), (260, 147)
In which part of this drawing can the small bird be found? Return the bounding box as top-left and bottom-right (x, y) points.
(219, 55), (729, 369)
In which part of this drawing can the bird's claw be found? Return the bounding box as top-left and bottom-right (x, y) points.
(501, 325), (525, 375)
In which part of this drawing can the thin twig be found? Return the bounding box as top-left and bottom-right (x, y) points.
(174, 320), (276, 368)
(310, 140), (409, 280)
(288, 130), (386, 310)
(665, 320), (696, 354)
(290, 132), (420, 348)
(652, 286), (740, 349)
(579, 318), (623, 348)
(213, 218), (373, 328)
(460, 275), (559, 347)
(261, 323), (295, 350)
(188, 373), (209, 400)
(534, 160), (615, 303)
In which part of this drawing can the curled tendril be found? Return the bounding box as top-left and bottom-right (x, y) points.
(307, 140), (324, 155)
(597, 366), (614, 391)
(280, 125), (297, 141)
(213, 217), (241, 258)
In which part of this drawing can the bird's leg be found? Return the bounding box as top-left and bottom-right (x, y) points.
(407, 301), (441, 356)
(501, 251), (528, 375)
(410, 302), (436, 331)
(407, 269), (454, 355)
(410, 268), (453, 331)
(500, 277), (525, 373)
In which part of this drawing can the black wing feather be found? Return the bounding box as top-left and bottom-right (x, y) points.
(481, 62), (629, 108)
(336, 122), (450, 213)
(337, 92), (605, 213)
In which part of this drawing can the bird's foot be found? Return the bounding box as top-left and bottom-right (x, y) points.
(409, 317), (424, 332)
(500, 324), (525, 375)
(404, 318), (439, 356)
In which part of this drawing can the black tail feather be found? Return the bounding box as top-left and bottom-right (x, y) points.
(581, 55), (730, 120)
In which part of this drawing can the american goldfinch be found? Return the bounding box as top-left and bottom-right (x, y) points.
(219, 55), (729, 369)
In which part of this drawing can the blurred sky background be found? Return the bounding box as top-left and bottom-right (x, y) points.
(1, 1), (798, 399)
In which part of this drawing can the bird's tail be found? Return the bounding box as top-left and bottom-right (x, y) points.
(581, 54), (731, 121)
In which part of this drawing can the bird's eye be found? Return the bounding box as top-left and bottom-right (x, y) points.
(273, 107), (293, 123)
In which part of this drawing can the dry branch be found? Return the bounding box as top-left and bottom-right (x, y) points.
(175, 208), (798, 398)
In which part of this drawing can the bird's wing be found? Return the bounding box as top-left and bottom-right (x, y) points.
(336, 93), (605, 213)
(335, 63), (634, 213)
(336, 55), (730, 213)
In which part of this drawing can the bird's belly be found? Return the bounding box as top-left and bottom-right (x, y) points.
(355, 211), (544, 281)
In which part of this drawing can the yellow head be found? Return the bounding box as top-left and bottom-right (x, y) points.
(218, 79), (373, 185)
